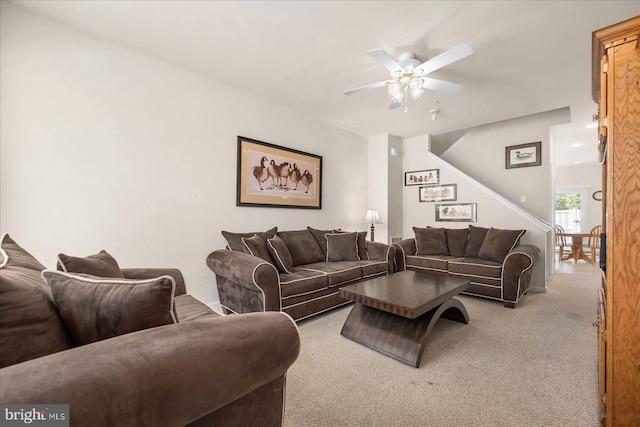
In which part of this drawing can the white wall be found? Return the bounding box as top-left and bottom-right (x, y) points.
(0, 3), (369, 305)
(441, 108), (571, 220)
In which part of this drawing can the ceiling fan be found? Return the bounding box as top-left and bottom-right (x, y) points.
(344, 43), (473, 111)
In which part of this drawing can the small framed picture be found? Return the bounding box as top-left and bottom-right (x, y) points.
(435, 203), (477, 222)
(505, 141), (542, 169)
(419, 184), (457, 202)
(404, 169), (439, 186)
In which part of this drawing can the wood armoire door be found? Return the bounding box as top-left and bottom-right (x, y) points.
(593, 15), (640, 427)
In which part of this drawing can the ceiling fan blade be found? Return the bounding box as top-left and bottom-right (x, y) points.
(414, 43), (473, 76)
(344, 80), (389, 95)
(368, 49), (404, 75)
(388, 99), (402, 110)
(422, 77), (464, 95)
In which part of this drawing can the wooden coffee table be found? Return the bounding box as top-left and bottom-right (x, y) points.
(339, 270), (470, 368)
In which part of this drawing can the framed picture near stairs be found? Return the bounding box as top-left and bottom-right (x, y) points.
(237, 136), (322, 209)
(505, 141), (541, 169)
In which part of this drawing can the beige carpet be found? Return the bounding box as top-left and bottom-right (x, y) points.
(284, 270), (600, 426)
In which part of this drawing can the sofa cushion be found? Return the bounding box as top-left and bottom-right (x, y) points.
(326, 232), (360, 262)
(278, 230), (324, 266)
(222, 227), (277, 252)
(307, 227), (334, 256)
(267, 235), (293, 274)
(43, 270), (177, 346)
(279, 267), (328, 299)
(242, 234), (276, 265)
(301, 261), (363, 286)
(464, 225), (490, 258)
(448, 257), (503, 279)
(359, 260), (389, 278)
(406, 255), (454, 273)
(57, 250), (124, 278)
(445, 228), (469, 257)
(413, 227), (449, 256)
(0, 234), (72, 369)
(478, 228), (526, 263)
(174, 294), (220, 322)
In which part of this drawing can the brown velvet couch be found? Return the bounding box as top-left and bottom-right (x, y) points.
(207, 227), (395, 321)
(0, 234), (300, 426)
(393, 226), (543, 308)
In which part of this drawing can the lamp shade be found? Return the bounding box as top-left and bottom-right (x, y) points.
(363, 209), (382, 224)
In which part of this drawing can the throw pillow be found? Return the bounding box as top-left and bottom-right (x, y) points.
(334, 230), (369, 260)
(267, 235), (293, 274)
(413, 227), (449, 256)
(241, 234), (276, 265)
(222, 227), (278, 252)
(445, 228), (469, 257)
(43, 270), (177, 346)
(326, 232), (359, 262)
(0, 234), (72, 368)
(277, 230), (325, 266)
(57, 250), (124, 278)
(464, 225), (490, 258)
(478, 228), (526, 263)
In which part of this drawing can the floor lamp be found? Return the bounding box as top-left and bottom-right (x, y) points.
(363, 209), (382, 242)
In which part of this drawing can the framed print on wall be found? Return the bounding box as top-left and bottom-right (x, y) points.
(435, 203), (477, 222)
(419, 184), (457, 202)
(405, 169), (439, 186)
(237, 136), (322, 209)
(505, 141), (542, 169)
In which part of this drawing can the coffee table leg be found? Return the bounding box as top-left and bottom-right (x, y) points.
(340, 298), (469, 368)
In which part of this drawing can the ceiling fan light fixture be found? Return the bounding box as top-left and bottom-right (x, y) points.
(387, 82), (404, 102)
(409, 77), (424, 100)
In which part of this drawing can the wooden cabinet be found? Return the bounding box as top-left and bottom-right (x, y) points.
(592, 15), (640, 427)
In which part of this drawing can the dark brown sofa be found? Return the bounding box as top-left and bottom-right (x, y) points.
(393, 226), (542, 308)
(207, 227), (395, 320)
(0, 234), (300, 426)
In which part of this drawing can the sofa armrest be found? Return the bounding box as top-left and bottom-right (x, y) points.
(392, 238), (416, 272)
(206, 249), (281, 314)
(366, 241), (396, 273)
(502, 244), (542, 307)
(121, 268), (187, 296)
(0, 312), (300, 427)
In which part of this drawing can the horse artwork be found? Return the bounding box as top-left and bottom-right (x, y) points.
(237, 136), (322, 209)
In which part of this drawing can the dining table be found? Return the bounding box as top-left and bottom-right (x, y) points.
(558, 233), (595, 264)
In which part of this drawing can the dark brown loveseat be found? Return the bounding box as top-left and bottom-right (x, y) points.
(207, 227), (395, 320)
(393, 226), (542, 308)
(0, 234), (300, 426)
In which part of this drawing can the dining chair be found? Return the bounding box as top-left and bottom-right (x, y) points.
(554, 224), (569, 261)
(586, 225), (602, 262)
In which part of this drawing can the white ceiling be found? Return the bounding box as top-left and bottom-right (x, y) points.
(10, 1), (640, 166)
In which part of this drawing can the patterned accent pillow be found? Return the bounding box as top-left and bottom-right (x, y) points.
(413, 227), (449, 256)
(326, 232), (359, 262)
(267, 236), (293, 274)
(241, 234), (276, 265)
(478, 228), (526, 263)
(43, 270), (177, 346)
(57, 250), (124, 278)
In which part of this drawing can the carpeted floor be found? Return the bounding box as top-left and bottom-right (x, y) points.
(284, 269), (600, 426)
